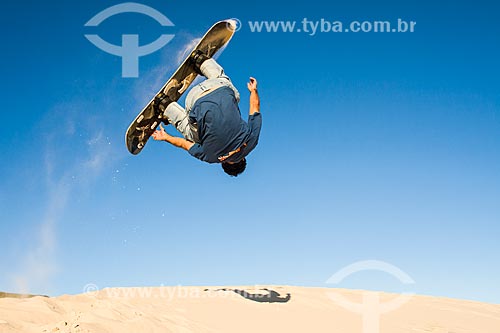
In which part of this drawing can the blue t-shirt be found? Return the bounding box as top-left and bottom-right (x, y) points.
(188, 86), (262, 164)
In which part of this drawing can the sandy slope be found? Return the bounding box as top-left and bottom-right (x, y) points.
(1, 286), (499, 333)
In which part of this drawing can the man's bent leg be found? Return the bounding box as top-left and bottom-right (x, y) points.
(201, 59), (240, 102)
(185, 59), (240, 111)
(200, 59), (239, 100)
(164, 102), (199, 143)
(200, 58), (226, 80)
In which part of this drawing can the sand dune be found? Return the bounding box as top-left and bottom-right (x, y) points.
(1, 286), (499, 333)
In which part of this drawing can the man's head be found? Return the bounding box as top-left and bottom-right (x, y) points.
(222, 158), (247, 177)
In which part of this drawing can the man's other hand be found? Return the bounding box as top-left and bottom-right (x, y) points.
(152, 124), (169, 141)
(247, 77), (258, 92)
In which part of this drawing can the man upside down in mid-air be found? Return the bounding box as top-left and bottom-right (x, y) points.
(152, 51), (262, 177)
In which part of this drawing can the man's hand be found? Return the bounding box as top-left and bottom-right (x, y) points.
(247, 77), (260, 115)
(152, 124), (169, 141)
(247, 77), (258, 92)
(152, 124), (194, 151)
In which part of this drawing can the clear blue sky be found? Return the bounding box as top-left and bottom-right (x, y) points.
(1, 0), (499, 304)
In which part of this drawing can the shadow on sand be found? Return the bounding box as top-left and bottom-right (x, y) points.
(208, 288), (291, 303)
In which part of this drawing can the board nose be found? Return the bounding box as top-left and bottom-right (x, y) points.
(226, 19), (237, 31)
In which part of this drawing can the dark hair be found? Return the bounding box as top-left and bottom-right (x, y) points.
(222, 159), (247, 177)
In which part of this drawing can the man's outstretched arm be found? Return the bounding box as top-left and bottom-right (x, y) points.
(152, 124), (194, 151)
(247, 77), (260, 115)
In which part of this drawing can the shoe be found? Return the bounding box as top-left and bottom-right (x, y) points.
(152, 93), (171, 125)
(153, 93), (172, 114)
(190, 50), (210, 75)
(153, 80), (182, 124)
